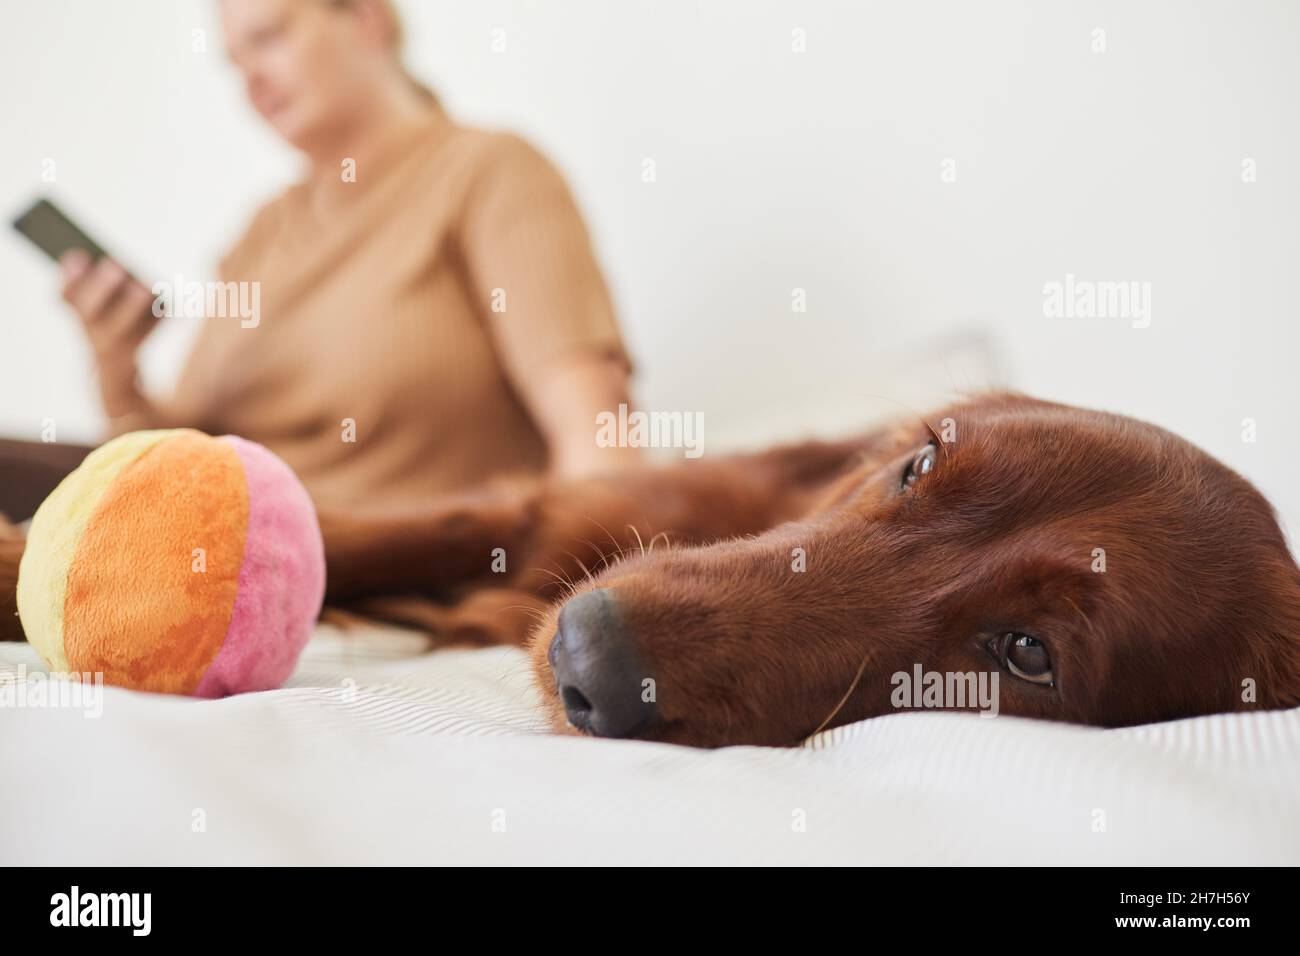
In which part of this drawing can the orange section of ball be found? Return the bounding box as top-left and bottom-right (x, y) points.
(62, 432), (250, 694)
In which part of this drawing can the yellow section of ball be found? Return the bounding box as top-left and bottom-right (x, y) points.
(16, 429), (190, 673)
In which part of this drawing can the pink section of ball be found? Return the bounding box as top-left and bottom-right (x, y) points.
(192, 436), (326, 698)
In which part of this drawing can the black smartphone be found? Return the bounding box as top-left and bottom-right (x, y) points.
(11, 197), (109, 264)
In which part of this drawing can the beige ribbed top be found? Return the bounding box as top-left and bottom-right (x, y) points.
(157, 106), (628, 509)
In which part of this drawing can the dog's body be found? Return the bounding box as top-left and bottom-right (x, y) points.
(320, 393), (1300, 747)
(4, 393), (1298, 747)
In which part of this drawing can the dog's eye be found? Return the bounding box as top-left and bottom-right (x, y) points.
(901, 443), (937, 490)
(991, 632), (1054, 686)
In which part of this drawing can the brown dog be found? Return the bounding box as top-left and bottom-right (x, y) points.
(4, 393), (1298, 746)
(318, 392), (1300, 747)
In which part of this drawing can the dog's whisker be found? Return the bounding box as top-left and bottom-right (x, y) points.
(804, 650), (874, 743)
(577, 536), (630, 576)
(499, 604), (550, 625)
(533, 565), (580, 599)
(561, 550), (596, 585)
(581, 514), (626, 556)
(627, 524), (646, 556)
(850, 390), (949, 460)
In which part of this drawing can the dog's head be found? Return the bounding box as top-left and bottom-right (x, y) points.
(528, 394), (1300, 747)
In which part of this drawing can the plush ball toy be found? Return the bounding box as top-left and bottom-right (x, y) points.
(16, 429), (325, 697)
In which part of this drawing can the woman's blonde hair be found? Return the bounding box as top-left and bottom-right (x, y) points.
(325, 0), (437, 102)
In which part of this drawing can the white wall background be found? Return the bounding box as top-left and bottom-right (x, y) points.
(2, 0), (1297, 538)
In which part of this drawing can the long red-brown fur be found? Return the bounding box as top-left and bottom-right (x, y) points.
(4, 393), (1298, 746)
(320, 392), (1300, 746)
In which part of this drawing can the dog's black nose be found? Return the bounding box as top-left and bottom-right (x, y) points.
(549, 588), (655, 738)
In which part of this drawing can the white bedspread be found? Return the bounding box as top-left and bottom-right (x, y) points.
(2, 622), (1297, 865)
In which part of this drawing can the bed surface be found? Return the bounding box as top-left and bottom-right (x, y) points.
(2, 622), (1297, 865)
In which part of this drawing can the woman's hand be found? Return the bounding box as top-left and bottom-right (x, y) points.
(59, 251), (159, 411)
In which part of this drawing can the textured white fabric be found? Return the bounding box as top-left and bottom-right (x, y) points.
(2, 622), (1297, 865)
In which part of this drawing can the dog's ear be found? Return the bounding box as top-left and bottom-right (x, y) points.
(1247, 556), (1300, 711)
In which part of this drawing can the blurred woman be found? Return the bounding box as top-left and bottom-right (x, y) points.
(57, 0), (639, 511)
